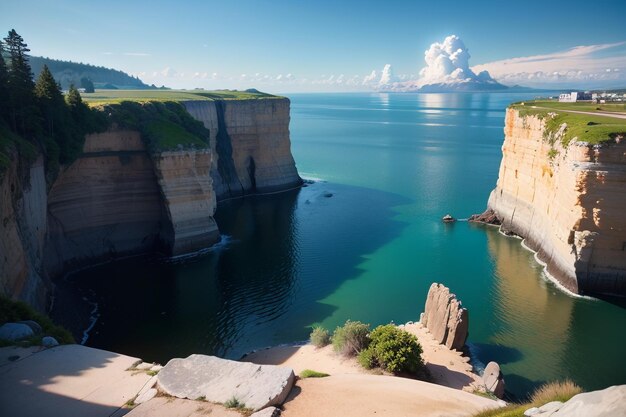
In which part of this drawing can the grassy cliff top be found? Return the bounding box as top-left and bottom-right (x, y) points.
(82, 89), (283, 106)
(510, 100), (626, 146)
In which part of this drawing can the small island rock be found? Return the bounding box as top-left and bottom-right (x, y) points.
(483, 361), (506, 399)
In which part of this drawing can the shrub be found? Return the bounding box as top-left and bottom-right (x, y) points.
(530, 379), (582, 406)
(224, 396), (245, 409)
(357, 348), (376, 369)
(310, 326), (331, 348)
(362, 324), (424, 374)
(332, 320), (370, 357)
(300, 369), (330, 378)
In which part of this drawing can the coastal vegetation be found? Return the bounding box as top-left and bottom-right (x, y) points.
(299, 369), (330, 378)
(310, 326), (331, 348)
(82, 88), (282, 106)
(332, 320), (371, 356)
(511, 101), (626, 146)
(0, 296), (74, 347)
(471, 380), (582, 417)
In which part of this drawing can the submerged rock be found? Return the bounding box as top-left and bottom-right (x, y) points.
(157, 354), (295, 411)
(483, 361), (506, 399)
(420, 283), (469, 350)
(468, 209), (501, 225)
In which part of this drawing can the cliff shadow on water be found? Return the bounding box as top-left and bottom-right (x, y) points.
(55, 181), (410, 363)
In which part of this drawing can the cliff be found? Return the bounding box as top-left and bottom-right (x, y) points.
(485, 108), (626, 296)
(1, 97), (301, 309)
(183, 99), (301, 200)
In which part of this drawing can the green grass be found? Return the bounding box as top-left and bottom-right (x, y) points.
(144, 120), (207, 150)
(0, 125), (38, 179)
(0, 296), (74, 347)
(470, 380), (582, 417)
(519, 100), (626, 114)
(224, 396), (246, 409)
(299, 369), (330, 378)
(510, 102), (626, 146)
(82, 89), (282, 105)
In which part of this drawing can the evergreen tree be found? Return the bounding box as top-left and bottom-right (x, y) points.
(0, 40), (10, 126)
(4, 29), (38, 136)
(80, 77), (94, 93)
(35, 64), (64, 139)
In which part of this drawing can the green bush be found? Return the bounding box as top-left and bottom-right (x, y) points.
(300, 369), (330, 378)
(332, 320), (370, 357)
(224, 396), (245, 409)
(357, 347), (376, 369)
(362, 324), (424, 374)
(310, 326), (331, 348)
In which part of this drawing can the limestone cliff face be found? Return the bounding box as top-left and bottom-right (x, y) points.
(153, 150), (219, 256)
(487, 108), (626, 295)
(183, 99), (301, 200)
(45, 131), (169, 276)
(0, 156), (50, 310)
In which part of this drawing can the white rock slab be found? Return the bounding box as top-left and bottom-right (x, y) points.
(157, 354), (295, 411)
(135, 388), (157, 404)
(553, 385), (626, 417)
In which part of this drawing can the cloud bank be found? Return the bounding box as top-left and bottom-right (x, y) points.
(472, 41), (626, 87)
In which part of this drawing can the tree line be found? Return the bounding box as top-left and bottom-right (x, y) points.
(0, 29), (104, 179)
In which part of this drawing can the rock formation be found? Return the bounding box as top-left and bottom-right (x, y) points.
(183, 99), (302, 200)
(0, 97), (302, 309)
(420, 283), (469, 351)
(524, 384), (626, 417)
(484, 108), (626, 296)
(482, 361), (505, 399)
(157, 354), (295, 411)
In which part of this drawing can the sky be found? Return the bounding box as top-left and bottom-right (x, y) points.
(1, 0), (626, 92)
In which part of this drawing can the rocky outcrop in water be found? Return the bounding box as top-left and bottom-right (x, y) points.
(420, 283), (469, 351)
(468, 209), (501, 226)
(157, 354), (295, 411)
(485, 108), (626, 296)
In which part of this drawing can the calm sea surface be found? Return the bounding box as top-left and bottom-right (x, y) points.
(67, 92), (626, 398)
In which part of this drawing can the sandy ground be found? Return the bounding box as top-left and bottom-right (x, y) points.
(243, 321), (499, 417)
(126, 397), (242, 417)
(244, 321), (483, 392)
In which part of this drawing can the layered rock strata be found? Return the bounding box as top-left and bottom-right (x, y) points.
(485, 109), (626, 295)
(183, 99), (301, 200)
(0, 155), (50, 309)
(420, 283), (469, 351)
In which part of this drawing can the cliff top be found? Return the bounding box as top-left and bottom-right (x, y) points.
(510, 100), (626, 146)
(82, 89), (284, 106)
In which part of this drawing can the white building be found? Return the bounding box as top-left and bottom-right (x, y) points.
(559, 92), (578, 103)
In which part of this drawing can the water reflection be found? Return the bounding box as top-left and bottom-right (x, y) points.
(484, 227), (574, 395)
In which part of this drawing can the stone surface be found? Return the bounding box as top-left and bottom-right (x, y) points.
(135, 388), (157, 404)
(468, 209), (501, 225)
(0, 322), (35, 340)
(552, 384), (626, 417)
(41, 336), (59, 347)
(487, 109), (626, 295)
(150, 364), (163, 371)
(0, 155), (50, 310)
(183, 99), (302, 201)
(157, 354), (295, 411)
(19, 320), (42, 334)
(421, 283), (469, 350)
(251, 406), (281, 417)
(524, 407), (540, 416)
(0, 344), (152, 417)
(136, 362), (154, 370)
(126, 397), (242, 417)
(482, 361), (506, 399)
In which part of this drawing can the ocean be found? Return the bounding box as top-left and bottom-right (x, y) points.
(64, 92), (626, 398)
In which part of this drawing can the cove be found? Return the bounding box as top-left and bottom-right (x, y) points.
(59, 92), (626, 398)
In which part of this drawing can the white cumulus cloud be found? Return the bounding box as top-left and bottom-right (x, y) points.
(379, 64), (397, 85)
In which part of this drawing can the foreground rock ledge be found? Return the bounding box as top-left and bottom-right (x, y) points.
(157, 354), (295, 411)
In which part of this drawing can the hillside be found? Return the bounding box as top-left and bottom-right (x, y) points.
(30, 56), (157, 90)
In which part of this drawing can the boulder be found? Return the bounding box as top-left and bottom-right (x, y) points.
(18, 320), (42, 334)
(157, 354), (295, 411)
(250, 407), (281, 417)
(421, 283), (469, 350)
(483, 361), (505, 399)
(0, 323), (34, 341)
(552, 385), (626, 417)
(41, 336), (59, 347)
(135, 388), (157, 404)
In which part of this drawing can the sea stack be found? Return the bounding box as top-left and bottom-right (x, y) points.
(420, 283), (469, 351)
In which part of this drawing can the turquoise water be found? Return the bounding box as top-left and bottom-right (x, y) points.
(67, 92), (626, 398)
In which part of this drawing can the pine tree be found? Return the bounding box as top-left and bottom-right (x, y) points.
(4, 29), (38, 136)
(0, 40), (10, 126)
(35, 64), (64, 139)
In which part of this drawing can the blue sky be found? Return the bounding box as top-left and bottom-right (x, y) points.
(2, 0), (625, 92)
